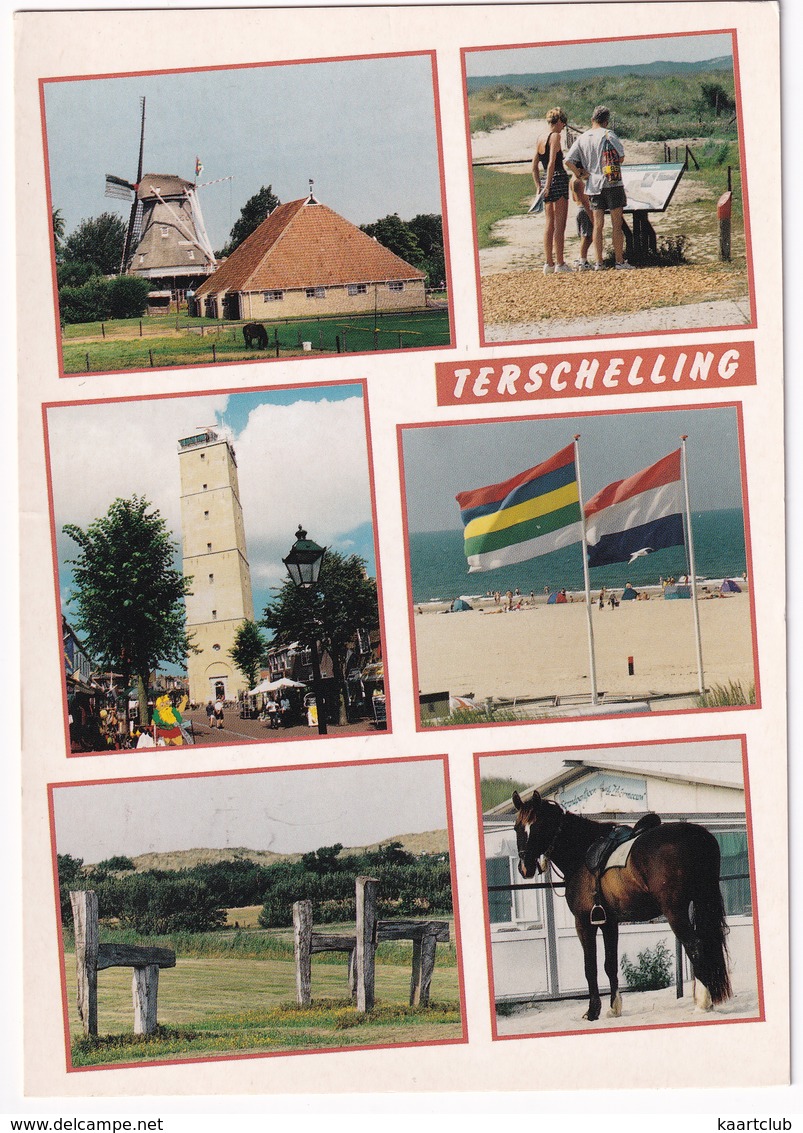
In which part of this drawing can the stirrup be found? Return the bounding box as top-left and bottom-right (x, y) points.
(590, 903), (607, 926)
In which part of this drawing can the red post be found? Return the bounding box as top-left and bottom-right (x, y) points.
(718, 191), (733, 261)
(628, 656), (635, 676)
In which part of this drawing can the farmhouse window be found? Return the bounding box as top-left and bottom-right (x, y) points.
(161, 227), (169, 238)
(306, 287), (326, 299)
(263, 290), (284, 302)
(388, 280), (405, 292)
(348, 283), (368, 296)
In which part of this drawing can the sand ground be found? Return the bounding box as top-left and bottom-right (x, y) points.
(413, 593), (754, 707)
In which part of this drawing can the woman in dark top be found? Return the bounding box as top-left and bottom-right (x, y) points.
(532, 106), (571, 274)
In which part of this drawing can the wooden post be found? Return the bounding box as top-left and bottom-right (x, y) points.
(410, 927), (438, 1006)
(70, 891), (99, 1036)
(347, 949), (357, 1000)
(355, 876), (379, 1012)
(293, 899), (313, 1007)
(132, 965), (160, 1034)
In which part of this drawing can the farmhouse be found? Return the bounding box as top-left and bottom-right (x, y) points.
(191, 193), (428, 320)
(483, 752), (756, 1005)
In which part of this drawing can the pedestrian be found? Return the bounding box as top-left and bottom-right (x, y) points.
(213, 699), (225, 729)
(565, 105), (633, 271)
(206, 700), (215, 729)
(570, 173), (594, 270)
(532, 107), (572, 274)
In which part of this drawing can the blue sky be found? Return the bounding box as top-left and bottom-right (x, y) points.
(465, 32), (733, 78)
(51, 757), (449, 861)
(48, 383), (376, 634)
(43, 53), (443, 248)
(402, 405), (744, 533)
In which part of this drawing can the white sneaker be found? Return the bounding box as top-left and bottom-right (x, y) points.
(543, 263), (554, 275)
(615, 261), (634, 270)
(574, 260), (592, 271)
(553, 262), (572, 274)
(593, 262), (607, 271)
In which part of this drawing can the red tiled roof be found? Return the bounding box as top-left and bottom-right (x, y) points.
(196, 198), (425, 296)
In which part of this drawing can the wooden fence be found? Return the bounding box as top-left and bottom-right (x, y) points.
(69, 890), (175, 1036)
(293, 876), (449, 1012)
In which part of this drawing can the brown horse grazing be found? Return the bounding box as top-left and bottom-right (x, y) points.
(512, 790), (732, 1021)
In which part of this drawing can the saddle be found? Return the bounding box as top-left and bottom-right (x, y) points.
(585, 813), (662, 924)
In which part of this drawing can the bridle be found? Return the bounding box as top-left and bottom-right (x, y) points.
(518, 804), (567, 876)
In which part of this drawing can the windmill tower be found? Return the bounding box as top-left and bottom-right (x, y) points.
(178, 426), (254, 705)
(105, 97), (223, 294)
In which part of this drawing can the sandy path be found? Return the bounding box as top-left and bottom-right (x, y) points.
(413, 594), (754, 704)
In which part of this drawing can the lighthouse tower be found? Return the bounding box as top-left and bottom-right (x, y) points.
(178, 427), (254, 704)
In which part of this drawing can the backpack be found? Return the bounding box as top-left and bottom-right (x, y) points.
(601, 131), (622, 184)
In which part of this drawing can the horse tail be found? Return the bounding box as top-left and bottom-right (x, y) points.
(691, 869), (732, 1004)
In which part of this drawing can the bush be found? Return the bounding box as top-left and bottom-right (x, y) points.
(59, 279), (112, 323)
(107, 275), (151, 319)
(620, 940), (673, 991)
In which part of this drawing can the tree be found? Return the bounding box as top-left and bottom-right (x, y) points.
(52, 208), (66, 259)
(408, 213), (445, 288)
(360, 214), (423, 267)
(63, 495), (193, 725)
(262, 551), (378, 724)
(62, 212), (127, 275)
(229, 619), (267, 690)
(219, 185), (280, 257)
(57, 853), (85, 923)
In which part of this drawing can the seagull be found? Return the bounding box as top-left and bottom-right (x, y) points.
(628, 547), (654, 564)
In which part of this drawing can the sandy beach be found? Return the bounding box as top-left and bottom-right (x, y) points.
(414, 591), (754, 709)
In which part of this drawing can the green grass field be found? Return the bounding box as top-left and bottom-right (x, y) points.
(63, 919), (462, 1066)
(60, 309), (452, 375)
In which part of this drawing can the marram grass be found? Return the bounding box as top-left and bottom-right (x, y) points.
(694, 680), (756, 708)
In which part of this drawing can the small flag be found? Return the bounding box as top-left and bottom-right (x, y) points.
(195, 157), (203, 178)
(456, 444), (583, 572)
(584, 449), (684, 568)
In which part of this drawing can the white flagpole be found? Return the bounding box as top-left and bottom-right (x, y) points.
(574, 435), (599, 706)
(680, 435), (705, 696)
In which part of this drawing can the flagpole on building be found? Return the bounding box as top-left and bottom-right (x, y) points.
(680, 435), (705, 696)
(574, 435), (599, 706)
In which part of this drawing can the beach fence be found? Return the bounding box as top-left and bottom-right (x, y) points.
(69, 890), (175, 1036)
(293, 876), (449, 1011)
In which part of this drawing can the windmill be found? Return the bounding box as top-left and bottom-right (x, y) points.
(105, 97), (229, 288)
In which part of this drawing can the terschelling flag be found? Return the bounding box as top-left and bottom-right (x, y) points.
(456, 444), (583, 572)
(195, 156), (204, 178)
(585, 449), (684, 568)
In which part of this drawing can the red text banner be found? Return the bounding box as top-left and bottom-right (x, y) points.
(435, 341), (756, 406)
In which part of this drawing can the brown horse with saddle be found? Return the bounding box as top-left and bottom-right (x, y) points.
(513, 790), (732, 1021)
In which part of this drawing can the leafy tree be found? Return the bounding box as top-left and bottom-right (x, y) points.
(57, 260), (98, 289)
(107, 275), (151, 319)
(62, 212), (127, 275)
(700, 81), (735, 118)
(219, 185), (280, 257)
(229, 619), (267, 690)
(63, 495), (194, 725)
(52, 208), (66, 259)
(408, 213), (446, 288)
(262, 551), (378, 724)
(301, 843), (344, 874)
(360, 213), (422, 267)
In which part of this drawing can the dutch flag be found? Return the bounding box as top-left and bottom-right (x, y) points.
(584, 449), (684, 568)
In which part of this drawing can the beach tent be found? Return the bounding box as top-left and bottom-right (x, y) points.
(721, 579), (742, 593)
(664, 584), (691, 600)
(451, 598), (473, 611)
(621, 585), (639, 601)
(547, 591), (567, 604)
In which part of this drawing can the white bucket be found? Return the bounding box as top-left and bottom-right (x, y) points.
(302, 341), (312, 351)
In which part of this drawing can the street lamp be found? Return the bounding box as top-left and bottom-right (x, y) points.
(283, 527), (328, 735)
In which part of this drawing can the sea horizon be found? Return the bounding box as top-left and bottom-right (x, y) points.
(408, 507), (747, 605)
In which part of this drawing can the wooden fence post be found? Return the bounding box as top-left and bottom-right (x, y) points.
(355, 876), (379, 1012)
(293, 899), (313, 1007)
(132, 965), (160, 1034)
(410, 926), (438, 1007)
(70, 890), (99, 1036)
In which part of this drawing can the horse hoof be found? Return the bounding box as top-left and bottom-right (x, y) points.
(693, 980), (713, 1011)
(607, 994), (623, 1018)
(582, 1010), (600, 1021)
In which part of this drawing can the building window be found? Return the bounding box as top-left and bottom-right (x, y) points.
(348, 283), (368, 296)
(212, 610), (217, 620)
(187, 250), (195, 260)
(714, 830), (751, 916)
(161, 226), (169, 238)
(212, 644), (221, 651)
(263, 290), (284, 302)
(206, 542), (212, 552)
(306, 287), (326, 299)
(208, 573), (214, 583)
(204, 510), (209, 519)
(200, 453), (205, 460)
(486, 855), (542, 927)
(202, 483), (207, 489)
(388, 281), (404, 292)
